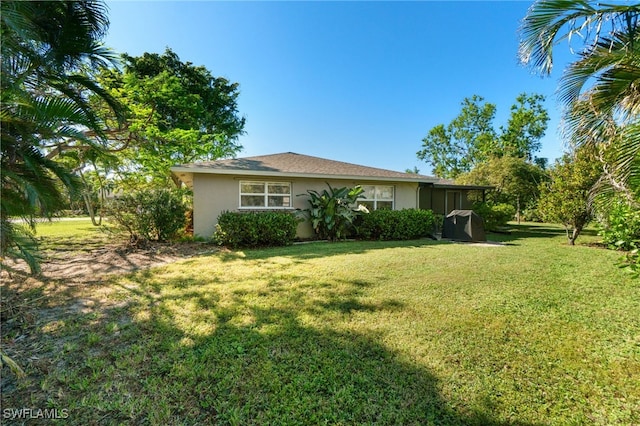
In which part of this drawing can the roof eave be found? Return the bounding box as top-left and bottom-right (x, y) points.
(431, 183), (495, 190)
(169, 166), (441, 184)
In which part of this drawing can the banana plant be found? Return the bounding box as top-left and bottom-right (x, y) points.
(302, 184), (365, 241)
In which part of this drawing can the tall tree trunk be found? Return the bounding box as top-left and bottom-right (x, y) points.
(82, 191), (102, 226)
(79, 170), (102, 226)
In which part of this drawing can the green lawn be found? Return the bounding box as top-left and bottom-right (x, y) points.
(33, 218), (117, 251)
(2, 223), (639, 425)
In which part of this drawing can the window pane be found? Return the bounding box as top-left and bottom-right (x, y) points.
(376, 186), (394, 200)
(362, 186), (375, 200)
(241, 182), (265, 194)
(241, 195), (265, 207)
(268, 196), (290, 207)
(268, 183), (290, 194)
(377, 201), (393, 210)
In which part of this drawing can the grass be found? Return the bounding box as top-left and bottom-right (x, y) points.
(33, 218), (117, 251)
(2, 222), (639, 425)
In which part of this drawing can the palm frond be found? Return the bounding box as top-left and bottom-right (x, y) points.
(0, 219), (41, 274)
(558, 31), (639, 109)
(520, 0), (640, 74)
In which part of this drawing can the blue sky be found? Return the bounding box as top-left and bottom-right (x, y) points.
(105, 1), (576, 174)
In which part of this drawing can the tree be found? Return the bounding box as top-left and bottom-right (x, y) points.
(457, 156), (548, 221)
(537, 146), (603, 245)
(499, 93), (549, 160)
(49, 49), (247, 226)
(519, 0), (640, 206)
(1, 0), (122, 272)
(417, 95), (496, 178)
(90, 49), (246, 188)
(417, 93), (549, 178)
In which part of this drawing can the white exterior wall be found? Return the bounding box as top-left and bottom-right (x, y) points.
(192, 174), (420, 239)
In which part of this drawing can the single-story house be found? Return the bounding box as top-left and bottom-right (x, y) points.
(170, 152), (492, 239)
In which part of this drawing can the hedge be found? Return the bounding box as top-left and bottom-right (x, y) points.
(357, 209), (436, 241)
(213, 211), (299, 248)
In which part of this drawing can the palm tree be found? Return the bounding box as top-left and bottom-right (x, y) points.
(1, 1), (122, 272)
(519, 0), (640, 205)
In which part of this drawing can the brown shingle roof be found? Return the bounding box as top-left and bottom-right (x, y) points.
(171, 152), (493, 190)
(173, 152), (441, 182)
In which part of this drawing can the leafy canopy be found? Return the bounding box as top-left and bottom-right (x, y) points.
(537, 146), (603, 245)
(519, 0), (640, 206)
(92, 48), (246, 187)
(417, 93), (549, 179)
(457, 156), (548, 214)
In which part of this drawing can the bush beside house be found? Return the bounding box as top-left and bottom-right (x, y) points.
(107, 189), (188, 243)
(213, 211), (299, 248)
(357, 209), (436, 241)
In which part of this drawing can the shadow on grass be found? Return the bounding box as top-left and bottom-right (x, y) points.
(215, 222), (595, 262)
(2, 269), (544, 425)
(218, 238), (446, 263)
(486, 222), (600, 245)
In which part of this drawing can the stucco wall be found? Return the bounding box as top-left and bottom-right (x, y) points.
(192, 174), (420, 239)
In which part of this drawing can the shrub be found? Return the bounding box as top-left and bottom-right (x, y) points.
(598, 199), (640, 251)
(357, 209), (435, 241)
(213, 211), (298, 248)
(107, 188), (187, 243)
(473, 202), (516, 231)
(521, 203), (543, 222)
(302, 184), (366, 241)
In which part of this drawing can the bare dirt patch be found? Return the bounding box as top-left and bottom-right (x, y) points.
(1, 241), (218, 405)
(2, 241), (217, 284)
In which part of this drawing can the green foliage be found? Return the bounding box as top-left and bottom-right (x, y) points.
(107, 189), (187, 243)
(417, 93), (549, 178)
(93, 48), (246, 187)
(521, 201), (543, 223)
(302, 184), (365, 241)
(499, 93), (549, 160)
(457, 156), (548, 217)
(213, 211), (299, 248)
(598, 198), (640, 277)
(472, 202), (516, 231)
(598, 198), (640, 251)
(0, 0), (121, 273)
(520, 0), (640, 247)
(537, 147), (603, 245)
(357, 209), (436, 241)
(417, 95), (496, 179)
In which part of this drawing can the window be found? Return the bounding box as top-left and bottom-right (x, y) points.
(360, 185), (394, 210)
(240, 181), (291, 208)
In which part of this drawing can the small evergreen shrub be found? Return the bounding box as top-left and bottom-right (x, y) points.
(598, 199), (640, 251)
(357, 209), (435, 241)
(213, 211), (298, 248)
(108, 188), (187, 243)
(473, 202), (515, 231)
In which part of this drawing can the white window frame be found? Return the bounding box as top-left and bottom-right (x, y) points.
(239, 181), (292, 209)
(360, 185), (395, 210)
